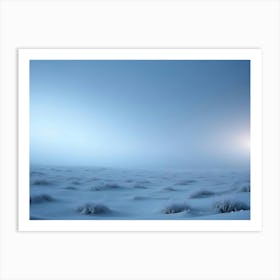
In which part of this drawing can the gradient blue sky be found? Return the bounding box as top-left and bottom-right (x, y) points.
(30, 60), (250, 169)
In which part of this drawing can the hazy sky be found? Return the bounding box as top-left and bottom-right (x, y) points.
(30, 60), (250, 169)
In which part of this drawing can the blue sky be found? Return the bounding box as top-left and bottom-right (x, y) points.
(30, 60), (250, 169)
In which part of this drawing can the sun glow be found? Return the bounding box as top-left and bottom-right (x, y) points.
(239, 134), (250, 152)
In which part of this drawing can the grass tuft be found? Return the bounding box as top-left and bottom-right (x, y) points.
(77, 202), (110, 215)
(213, 198), (249, 213)
(161, 202), (191, 214)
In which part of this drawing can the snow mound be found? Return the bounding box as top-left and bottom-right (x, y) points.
(125, 179), (134, 183)
(64, 186), (77, 190)
(71, 181), (81, 185)
(189, 189), (215, 199)
(133, 184), (148, 189)
(175, 179), (197, 186)
(213, 198), (249, 213)
(132, 196), (147, 200)
(77, 202), (110, 215)
(161, 187), (176, 192)
(32, 179), (52, 186)
(138, 180), (150, 184)
(161, 202), (191, 214)
(30, 171), (45, 176)
(237, 184), (250, 192)
(87, 177), (100, 182)
(30, 194), (54, 204)
(90, 183), (121, 191)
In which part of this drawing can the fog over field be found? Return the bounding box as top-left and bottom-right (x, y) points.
(30, 60), (250, 220)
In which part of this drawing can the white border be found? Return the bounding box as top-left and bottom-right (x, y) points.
(18, 49), (262, 232)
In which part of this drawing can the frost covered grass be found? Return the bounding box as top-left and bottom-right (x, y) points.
(77, 202), (110, 215)
(189, 189), (215, 199)
(161, 202), (191, 214)
(30, 194), (54, 204)
(213, 197), (249, 213)
(30, 166), (250, 220)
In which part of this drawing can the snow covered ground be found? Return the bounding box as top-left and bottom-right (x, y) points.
(30, 166), (250, 220)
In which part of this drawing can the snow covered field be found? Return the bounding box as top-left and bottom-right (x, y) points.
(30, 166), (250, 220)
